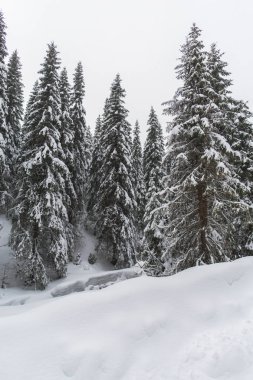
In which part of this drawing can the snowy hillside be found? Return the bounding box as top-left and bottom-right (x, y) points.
(0, 256), (253, 379)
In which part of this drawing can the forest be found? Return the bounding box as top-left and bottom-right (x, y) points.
(0, 10), (252, 290)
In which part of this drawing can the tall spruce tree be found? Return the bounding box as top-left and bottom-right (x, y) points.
(162, 24), (246, 273)
(94, 115), (102, 145)
(10, 80), (47, 288)
(0, 11), (10, 213)
(230, 100), (253, 256)
(6, 50), (24, 163)
(132, 120), (145, 233)
(23, 80), (39, 126)
(95, 74), (136, 268)
(10, 43), (72, 288)
(87, 115), (103, 216)
(70, 62), (92, 223)
(142, 108), (165, 273)
(207, 43), (253, 257)
(59, 67), (76, 258)
(59, 68), (75, 179)
(143, 107), (164, 192)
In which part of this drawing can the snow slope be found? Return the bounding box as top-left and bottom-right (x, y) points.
(0, 257), (253, 379)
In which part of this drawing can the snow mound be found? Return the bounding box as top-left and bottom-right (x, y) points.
(0, 257), (253, 379)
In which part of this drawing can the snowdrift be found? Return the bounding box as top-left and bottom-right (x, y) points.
(1, 257), (253, 379)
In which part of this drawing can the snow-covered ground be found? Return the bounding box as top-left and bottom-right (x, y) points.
(0, 216), (140, 305)
(0, 216), (253, 379)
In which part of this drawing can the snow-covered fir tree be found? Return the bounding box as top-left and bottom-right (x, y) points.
(95, 74), (136, 268)
(142, 107), (165, 274)
(59, 68), (75, 180)
(86, 124), (93, 148)
(94, 115), (102, 145)
(6, 50), (24, 180)
(87, 115), (103, 216)
(207, 43), (253, 257)
(132, 120), (145, 233)
(70, 62), (92, 223)
(10, 43), (72, 288)
(229, 100), (253, 256)
(23, 81), (39, 126)
(0, 11), (10, 213)
(162, 24), (246, 273)
(59, 67), (77, 258)
(143, 107), (164, 192)
(10, 80), (47, 288)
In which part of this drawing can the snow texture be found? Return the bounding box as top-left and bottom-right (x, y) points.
(0, 246), (253, 379)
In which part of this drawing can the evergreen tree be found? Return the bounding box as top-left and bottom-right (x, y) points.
(162, 24), (246, 273)
(94, 115), (102, 145)
(6, 50), (24, 169)
(59, 68), (75, 179)
(132, 121), (145, 233)
(0, 11), (10, 213)
(70, 62), (92, 223)
(230, 100), (253, 256)
(95, 74), (136, 268)
(23, 80), (39, 126)
(10, 80), (47, 288)
(59, 67), (76, 258)
(87, 115), (103, 216)
(10, 43), (71, 288)
(207, 43), (253, 257)
(142, 108), (165, 273)
(87, 124), (93, 148)
(143, 107), (164, 192)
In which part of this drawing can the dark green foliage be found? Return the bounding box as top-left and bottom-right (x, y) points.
(95, 75), (136, 268)
(87, 115), (103, 216)
(88, 252), (97, 265)
(132, 121), (145, 233)
(162, 24), (247, 272)
(59, 67), (76, 258)
(142, 108), (165, 273)
(229, 100), (253, 256)
(207, 43), (253, 257)
(6, 50), (24, 163)
(10, 44), (72, 288)
(143, 107), (164, 193)
(0, 12), (10, 213)
(70, 62), (92, 223)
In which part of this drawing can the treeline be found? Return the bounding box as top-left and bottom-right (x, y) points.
(0, 11), (252, 288)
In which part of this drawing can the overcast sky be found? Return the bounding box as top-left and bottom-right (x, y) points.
(1, 0), (253, 142)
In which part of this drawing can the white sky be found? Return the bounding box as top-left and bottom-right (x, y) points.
(1, 0), (253, 142)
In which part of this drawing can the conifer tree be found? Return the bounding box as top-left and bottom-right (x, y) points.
(142, 108), (165, 273)
(162, 24), (246, 272)
(23, 80), (39, 126)
(70, 62), (92, 223)
(87, 115), (103, 216)
(59, 67), (76, 258)
(87, 124), (93, 148)
(207, 43), (253, 257)
(0, 11), (10, 213)
(143, 107), (164, 193)
(59, 68), (75, 179)
(6, 50), (24, 170)
(94, 115), (102, 145)
(95, 74), (136, 268)
(230, 100), (253, 256)
(132, 121), (145, 233)
(10, 43), (71, 288)
(10, 80), (47, 288)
